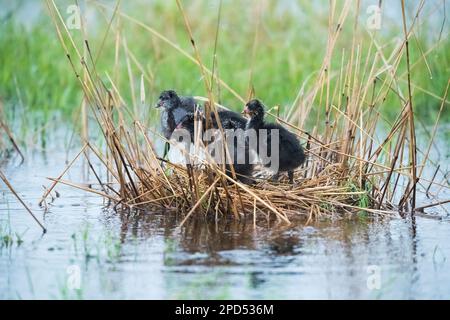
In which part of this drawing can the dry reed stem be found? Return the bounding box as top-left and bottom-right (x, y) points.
(0, 170), (46, 233)
(41, 0), (448, 224)
(0, 99), (25, 163)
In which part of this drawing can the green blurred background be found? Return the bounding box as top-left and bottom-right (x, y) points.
(0, 0), (448, 134)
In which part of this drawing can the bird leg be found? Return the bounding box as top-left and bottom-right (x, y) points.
(160, 142), (171, 168)
(163, 142), (171, 159)
(238, 175), (255, 185)
(288, 171), (294, 184)
(270, 172), (280, 182)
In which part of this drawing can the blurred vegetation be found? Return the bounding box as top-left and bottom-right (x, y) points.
(0, 0), (448, 132)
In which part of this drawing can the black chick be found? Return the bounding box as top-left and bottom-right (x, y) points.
(202, 100), (247, 130)
(155, 90), (199, 157)
(243, 99), (305, 184)
(211, 109), (247, 130)
(176, 112), (254, 184)
(176, 108), (247, 139)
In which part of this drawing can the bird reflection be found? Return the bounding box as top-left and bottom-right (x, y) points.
(114, 209), (309, 267)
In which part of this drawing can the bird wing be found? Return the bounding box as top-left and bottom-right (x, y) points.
(180, 96), (199, 113)
(172, 108), (190, 126)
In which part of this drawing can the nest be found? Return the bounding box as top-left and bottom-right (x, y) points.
(41, 1), (438, 225)
(45, 97), (399, 225)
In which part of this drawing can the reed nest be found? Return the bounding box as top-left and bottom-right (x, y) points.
(43, 76), (404, 224)
(41, 0), (449, 225)
(66, 106), (388, 225)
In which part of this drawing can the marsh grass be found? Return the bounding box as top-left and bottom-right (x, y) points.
(1, 1), (448, 121)
(0, 205), (27, 249)
(0, 98), (24, 161)
(40, 0), (449, 224)
(70, 222), (123, 265)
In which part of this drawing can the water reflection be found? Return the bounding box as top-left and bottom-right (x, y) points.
(1, 123), (449, 299)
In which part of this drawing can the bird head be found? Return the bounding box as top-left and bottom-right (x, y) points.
(156, 90), (181, 110)
(242, 99), (264, 118)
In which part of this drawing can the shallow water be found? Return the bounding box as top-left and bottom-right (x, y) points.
(1, 123), (449, 300)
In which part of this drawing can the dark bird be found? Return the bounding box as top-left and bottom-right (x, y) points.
(176, 112), (254, 184)
(155, 90), (199, 158)
(243, 99), (305, 184)
(202, 100), (247, 130)
(176, 110), (246, 139)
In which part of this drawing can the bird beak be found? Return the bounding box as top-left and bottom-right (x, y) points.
(241, 106), (250, 116)
(155, 100), (162, 108)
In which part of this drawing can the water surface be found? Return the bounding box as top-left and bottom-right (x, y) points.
(0, 126), (449, 299)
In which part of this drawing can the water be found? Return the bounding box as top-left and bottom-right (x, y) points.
(1, 124), (449, 299)
(1, 0), (449, 299)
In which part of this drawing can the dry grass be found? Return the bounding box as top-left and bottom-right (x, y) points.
(0, 169), (46, 233)
(0, 98), (24, 162)
(41, 0), (449, 224)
